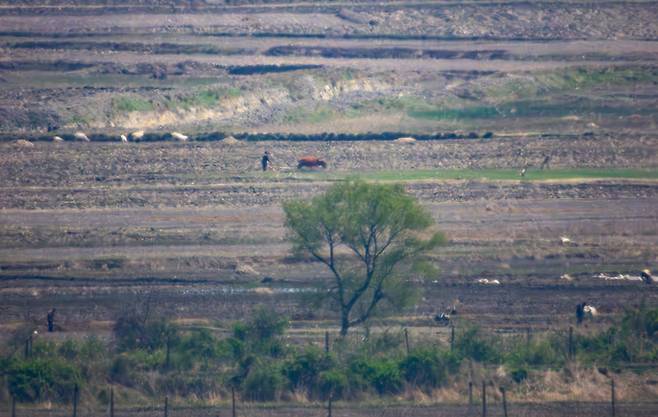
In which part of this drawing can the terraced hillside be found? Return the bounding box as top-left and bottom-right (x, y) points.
(0, 0), (657, 134)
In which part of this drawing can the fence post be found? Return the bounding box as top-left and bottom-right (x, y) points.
(72, 384), (79, 417)
(24, 334), (32, 359)
(481, 381), (487, 417)
(568, 326), (574, 360)
(164, 396), (169, 417)
(404, 328), (410, 355)
(450, 325), (455, 352)
(501, 387), (508, 417)
(109, 387), (114, 417)
(468, 381), (473, 407)
(231, 386), (236, 417)
(165, 335), (171, 370)
(325, 331), (330, 354)
(611, 379), (616, 417)
(327, 395), (332, 417)
(526, 327), (531, 348)
(11, 396), (16, 417)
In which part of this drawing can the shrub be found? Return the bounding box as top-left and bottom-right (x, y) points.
(283, 346), (332, 392)
(455, 326), (501, 363)
(229, 308), (288, 358)
(510, 367), (528, 383)
(8, 358), (81, 403)
(318, 369), (348, 400)
(400, 347), (460, 389)
(113, 315), (177, 352)
(242, 362), (284, 401)
(109, 355), (137, 386)
(349, 357), (403, 395)
(177, 328), (219, 367)
(506, 336), (564, 369)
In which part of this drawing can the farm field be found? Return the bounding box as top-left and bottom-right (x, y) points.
(0, 1), (657, 416)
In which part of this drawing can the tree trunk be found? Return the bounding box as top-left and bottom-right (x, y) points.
(340, 310), (350, 336)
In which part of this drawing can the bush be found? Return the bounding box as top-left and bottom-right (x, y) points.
(506, 336), (564, 369)
(8, 358), (81, 403)
(113, 314), (177, 352)
(242, 362), (284, 401)
(510, 367), (528, 383)
(283, 346), (333, 392)
(177, 328), (219, 368)
(455, 326), (501, 363)
(349, 357), (403, 395)
(318, 369), (348, 400)
(400, 347), (460, 389)
(229, 308), (288, 358)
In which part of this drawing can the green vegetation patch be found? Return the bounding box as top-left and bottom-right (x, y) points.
(486, 66), (658, 101)
(408, 105), (500, 120)
(166, 87), (242, 110)
(112, 96), (154, 113)
(284, 104), (336, 124)
(289, 168), (658, 183)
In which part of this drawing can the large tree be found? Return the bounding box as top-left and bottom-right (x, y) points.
(284, 180), (445, 336)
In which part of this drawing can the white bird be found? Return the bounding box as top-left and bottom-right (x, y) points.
(120, 134), (128, 143)
(560, 236), (572, 245)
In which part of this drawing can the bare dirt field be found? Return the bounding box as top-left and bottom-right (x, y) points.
(1, 138), (656, 337)
(1, 1), (657, 134)
(5, 401), (658, 417)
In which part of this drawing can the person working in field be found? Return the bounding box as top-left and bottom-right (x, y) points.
(261, 151), (271, 171)
(47, 308), (56, 332)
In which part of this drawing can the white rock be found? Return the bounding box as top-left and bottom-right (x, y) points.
(130, 130), (145, 141)
(394, 136), (416, 144)
(74, 132), (90, 142)
(14, 139), (34, 147)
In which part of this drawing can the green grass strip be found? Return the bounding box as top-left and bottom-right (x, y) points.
(282, 168), (658, 182)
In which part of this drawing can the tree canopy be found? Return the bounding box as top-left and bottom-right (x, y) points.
(284, 179), (445, 336)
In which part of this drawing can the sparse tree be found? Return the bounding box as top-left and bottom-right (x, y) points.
(284, 180), (445, 336)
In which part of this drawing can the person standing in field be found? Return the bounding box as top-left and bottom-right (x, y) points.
(47, 308), (56, 332)
(261, 151), (271, 171)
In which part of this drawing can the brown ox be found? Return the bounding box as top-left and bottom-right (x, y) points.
(297, 156), (327, 170)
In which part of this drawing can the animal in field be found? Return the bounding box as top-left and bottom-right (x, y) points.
(576, 301), (598, 324)
(641, 269), (654, 284)
(434, 313), (450, 326)
(297, 156), (327, 170)
(583, 305), (598, 317)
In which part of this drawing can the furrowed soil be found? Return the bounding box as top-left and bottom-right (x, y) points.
(0, 0), (657, 134)
(1, 137), (656, 338)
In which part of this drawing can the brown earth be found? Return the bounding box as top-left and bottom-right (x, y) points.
(0, 1), (657, 133)
(0, 138), (656, 339)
